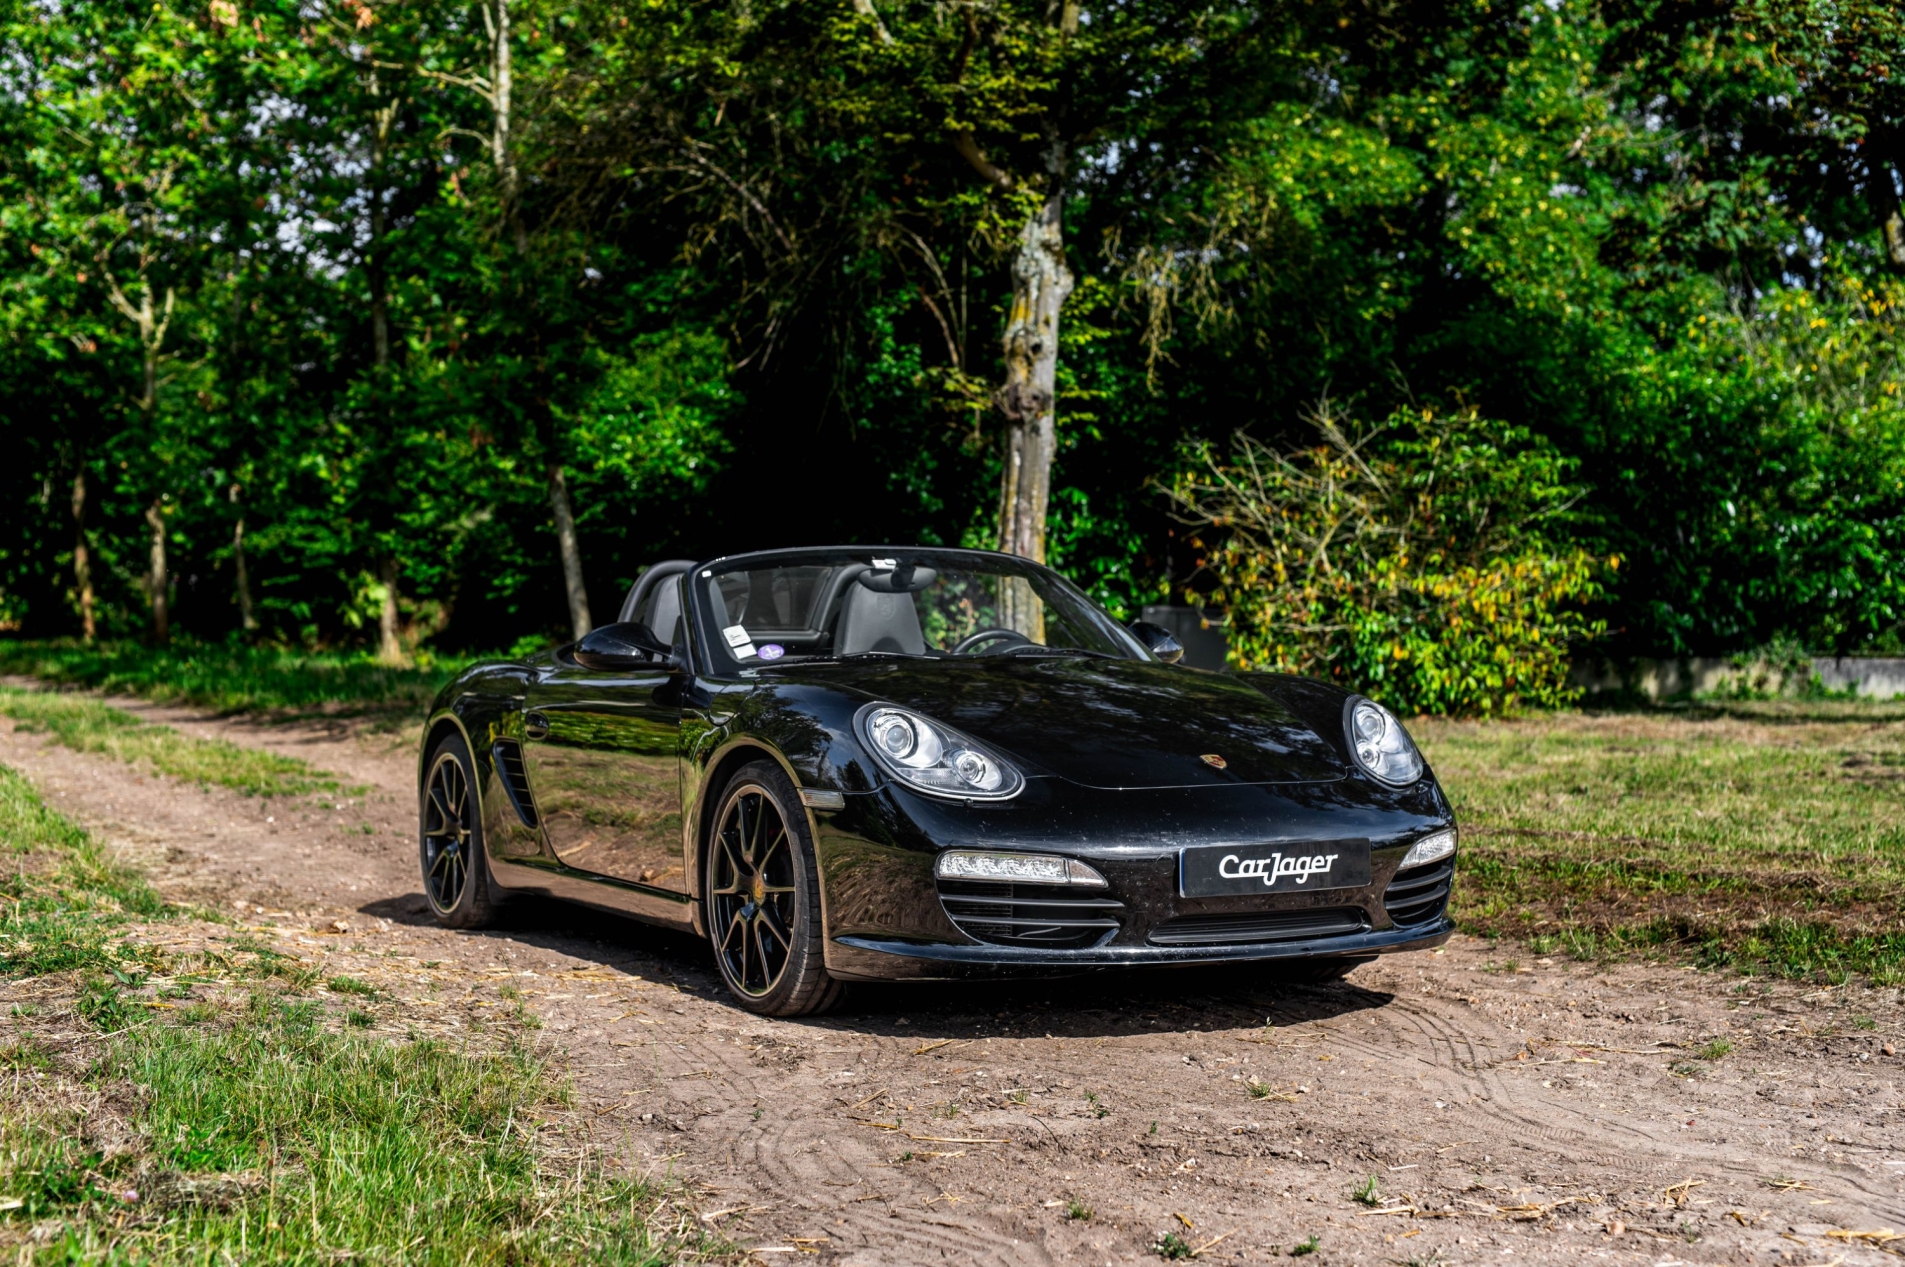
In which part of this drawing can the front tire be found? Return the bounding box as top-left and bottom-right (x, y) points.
(704, 761), (841, 1017)
(420, 733), (497, 929)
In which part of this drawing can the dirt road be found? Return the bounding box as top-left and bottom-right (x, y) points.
(2, 696), (1901, 1265)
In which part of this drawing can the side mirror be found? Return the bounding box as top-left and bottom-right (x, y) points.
(573, 621), (678, 672)
(1129, 620), (1185, 665)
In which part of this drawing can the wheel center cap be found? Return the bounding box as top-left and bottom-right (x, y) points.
(751, 873), (765, 904)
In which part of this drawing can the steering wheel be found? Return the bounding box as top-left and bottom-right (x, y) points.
(951, 627), (1033, 656)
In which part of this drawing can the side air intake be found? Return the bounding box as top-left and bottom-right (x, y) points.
(491, 740), (539, 828)
(1383, 857), (1454, 926)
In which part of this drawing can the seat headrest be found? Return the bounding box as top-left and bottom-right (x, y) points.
(835, 585), (926, 656)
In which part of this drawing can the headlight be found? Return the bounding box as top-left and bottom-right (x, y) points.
(1399, 828), (1456, 869)
(855, 704), (1025, 801)
(1344, 696), (1425, 786)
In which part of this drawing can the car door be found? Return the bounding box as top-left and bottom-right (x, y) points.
(521, 580), (688, 891)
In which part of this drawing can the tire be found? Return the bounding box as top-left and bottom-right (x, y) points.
(703, 760), (842, 1017)
(420, 732), (498, 929)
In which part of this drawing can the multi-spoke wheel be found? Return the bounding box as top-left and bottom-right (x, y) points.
(420, 734), (496, 928)
(704, 762), (841, 1016)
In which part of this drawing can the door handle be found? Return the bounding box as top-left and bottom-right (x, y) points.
(523, 711), (549, 740)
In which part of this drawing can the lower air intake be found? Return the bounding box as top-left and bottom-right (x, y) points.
(1384, 857), (1454, 926)
(937, 880), (1123, 949)
(1147, 907), (1367, 947)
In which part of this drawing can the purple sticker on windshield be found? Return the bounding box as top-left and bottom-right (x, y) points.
(758, 643), (785, 661)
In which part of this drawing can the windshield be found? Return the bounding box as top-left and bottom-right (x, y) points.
(691, 549), (1148, 673)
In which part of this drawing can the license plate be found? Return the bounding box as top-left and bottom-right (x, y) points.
(1179, 840), (1372, 898)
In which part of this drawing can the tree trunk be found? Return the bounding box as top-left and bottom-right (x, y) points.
(144, 498), (169, 644)
(369, 89), (395, 370)
(491, 0), (527, 253)
(231, 484), (257, 633)
(548, 462), (592, 639)
(376, 555), (407, 666)
(103, 270), (174, 643)
(71, 470), (96, 641)
(995, 188), (1072, 637)
(487, 0), (589, 631)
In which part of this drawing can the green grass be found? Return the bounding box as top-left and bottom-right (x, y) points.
(0, 762), (167, 978)
(1417, 702), (1905, 984)
(0, 763), (718, 1264)
(0, 686), (342, 797)
(0, 638), (486, 719)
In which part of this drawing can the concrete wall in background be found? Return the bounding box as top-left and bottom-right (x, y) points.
(1572, 656), (1905, 700)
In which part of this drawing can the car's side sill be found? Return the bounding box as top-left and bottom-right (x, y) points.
(489, 856), (698, 931)
(825, 919), (1453, 980)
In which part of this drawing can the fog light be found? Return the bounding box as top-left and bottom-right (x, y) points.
(934, 850), (1107, 887)
(1399, 829), (1457, 870)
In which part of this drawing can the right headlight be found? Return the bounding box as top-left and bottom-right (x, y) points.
(855, 703), (1025, 801)
(1343, 696), (1425, 786)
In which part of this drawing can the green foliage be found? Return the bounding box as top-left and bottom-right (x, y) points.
(3, 0), (1905, 678)
(1170, 408), (1608, 715)
(1153, 1231), (1194, 1260)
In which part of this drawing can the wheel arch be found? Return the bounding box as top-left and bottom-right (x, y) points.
(688, 737), (817, 936)
(418, 709), (490, 837)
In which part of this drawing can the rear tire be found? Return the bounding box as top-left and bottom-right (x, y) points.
(420, 732), (498, 929)
(704, 760), (842, 1017)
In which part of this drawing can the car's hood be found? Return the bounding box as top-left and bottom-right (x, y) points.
(759, 657), (1347, 789)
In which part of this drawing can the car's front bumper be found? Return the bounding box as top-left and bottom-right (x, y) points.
(823, 913), (1454, 980)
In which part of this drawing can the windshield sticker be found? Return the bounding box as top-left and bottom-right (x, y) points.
(871, 557), (897, 568)
(758, 643), (785, 661)
(723, 624), (758, 660)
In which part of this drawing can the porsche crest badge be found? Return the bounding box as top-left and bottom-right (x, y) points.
(1200, 753), (1227, 770)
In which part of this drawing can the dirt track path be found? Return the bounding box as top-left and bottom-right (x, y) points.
(3, 695), (1902, 1265)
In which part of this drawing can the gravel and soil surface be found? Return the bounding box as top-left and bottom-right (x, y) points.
(1, 692), (1901, 1266)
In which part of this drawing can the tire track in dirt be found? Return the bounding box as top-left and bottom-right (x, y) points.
(3, 695), (1903, 1264)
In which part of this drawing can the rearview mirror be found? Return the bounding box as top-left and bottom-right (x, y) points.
(573, 621), (678, 672)
(1129, 620), (1185, 665)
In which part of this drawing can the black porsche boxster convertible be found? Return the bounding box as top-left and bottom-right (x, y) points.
(417, 547), (1457, 1015)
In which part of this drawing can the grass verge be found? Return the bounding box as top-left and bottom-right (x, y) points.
(0, 763), (716, 1263)
(0, 638), (484, 719)
(1417, 703), (1905, 985)
(0, 686), (343, 798)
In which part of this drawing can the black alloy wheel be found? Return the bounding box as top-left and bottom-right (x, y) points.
(420, 734), (495, 928)
(705, 762), (841, 1016)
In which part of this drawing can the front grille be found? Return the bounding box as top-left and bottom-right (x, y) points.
(1384, 857), (1454, 926)
(491, 740), (539, 828)
(937, 880), (1124, 949)
(1148, 907), (1367, 947)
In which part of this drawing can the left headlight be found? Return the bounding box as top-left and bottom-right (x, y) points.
(1343, 696), (1425, 786)
(855, 703), (1025, 801)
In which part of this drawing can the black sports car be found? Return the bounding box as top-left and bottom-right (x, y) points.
(417, 546), (1457, 1015)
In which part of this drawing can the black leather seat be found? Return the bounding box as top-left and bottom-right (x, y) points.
(834, 585), (926, 655)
